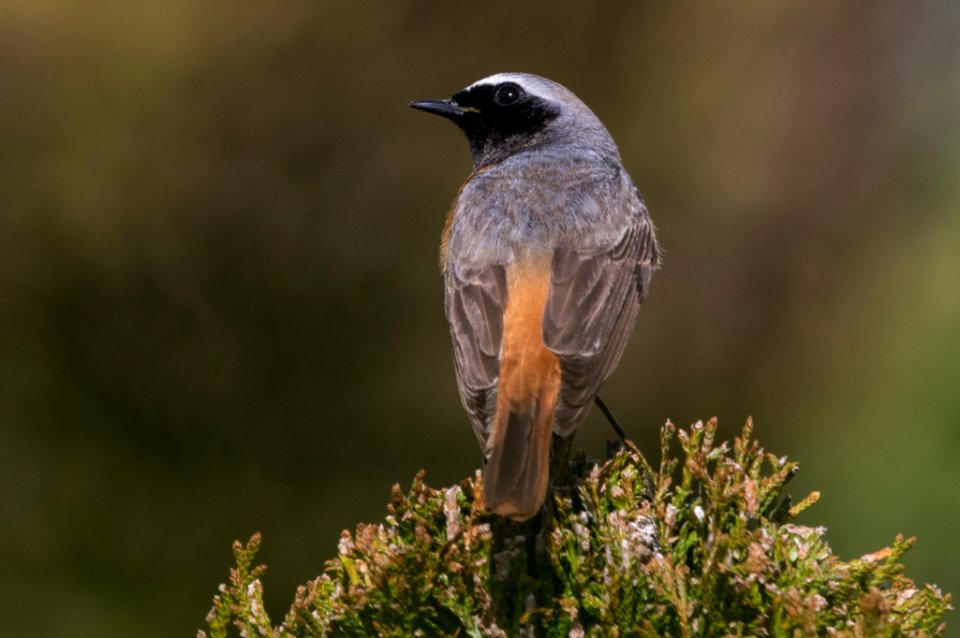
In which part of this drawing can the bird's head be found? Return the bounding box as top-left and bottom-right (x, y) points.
(410, 72), (616, 168)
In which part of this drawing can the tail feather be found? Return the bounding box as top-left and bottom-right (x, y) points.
(484, 260), (561, 520)
(483, 385), (557, 520)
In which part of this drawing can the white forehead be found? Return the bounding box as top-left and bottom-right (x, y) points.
(465, 72), (570, 102)
(467, 72), (533, 89)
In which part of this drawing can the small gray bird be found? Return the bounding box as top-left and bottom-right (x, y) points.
(411, 73), (659, 520)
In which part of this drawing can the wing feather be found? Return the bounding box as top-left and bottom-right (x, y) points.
(545, 210), (658, 435)
(444, 263), (507, 449)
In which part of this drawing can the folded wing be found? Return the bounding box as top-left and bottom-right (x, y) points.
(444, 263), (508, 451)
(544, 212), (658, 435)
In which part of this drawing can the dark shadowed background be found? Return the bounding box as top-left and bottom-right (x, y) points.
(1, 1), (958, 635)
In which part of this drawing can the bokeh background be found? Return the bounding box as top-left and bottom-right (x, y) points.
(1, 1), (958, 635)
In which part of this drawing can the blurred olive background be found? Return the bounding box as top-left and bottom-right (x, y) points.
(1, 0), (958, 635)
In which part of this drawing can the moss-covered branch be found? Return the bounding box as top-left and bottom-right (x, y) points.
(199, 419), (951, 636)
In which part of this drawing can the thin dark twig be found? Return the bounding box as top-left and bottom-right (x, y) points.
(594, 394), (629, 442)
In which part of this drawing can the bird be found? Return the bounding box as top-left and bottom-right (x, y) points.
(410, 73), (659, 521)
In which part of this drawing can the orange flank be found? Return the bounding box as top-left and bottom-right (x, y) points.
(440, 165), (496, 270)
(439, 201), (455, 270)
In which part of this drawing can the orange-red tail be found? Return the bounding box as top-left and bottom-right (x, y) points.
(483, 261), (561, 520)
(483, 383), (558, 520)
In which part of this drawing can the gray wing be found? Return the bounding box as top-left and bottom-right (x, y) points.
(444, 263), (507, 450)
(544, 210), (658, 435)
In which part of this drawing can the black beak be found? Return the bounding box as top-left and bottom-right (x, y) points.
(409, 98), (465, 120)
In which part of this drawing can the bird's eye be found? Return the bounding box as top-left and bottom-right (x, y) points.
(494, 83), (522, 106)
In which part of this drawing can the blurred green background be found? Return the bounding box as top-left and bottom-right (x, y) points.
(1, 0), (958, 635)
